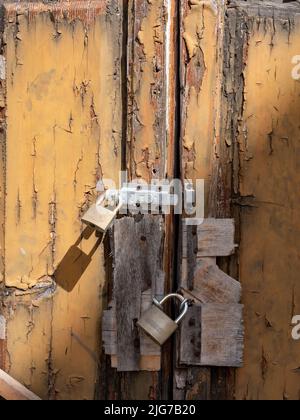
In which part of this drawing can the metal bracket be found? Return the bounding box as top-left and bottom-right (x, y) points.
(82, 182), (196, 233)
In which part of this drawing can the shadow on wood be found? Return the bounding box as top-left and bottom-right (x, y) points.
(54, 226), (103, 292)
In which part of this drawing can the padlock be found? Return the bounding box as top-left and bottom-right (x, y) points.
(137, 293), (189, 346)
(81, 193), (122, 233)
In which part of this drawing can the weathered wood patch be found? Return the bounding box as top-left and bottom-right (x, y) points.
(180, 303), (244, 367)
(182, 219), (236, 258)
(182, 258), (241, 304)
(0, 368), (41, 400)
(2, 0), (123, 400)
(102, 215), (165, 372)
(179, 216), (243, 368)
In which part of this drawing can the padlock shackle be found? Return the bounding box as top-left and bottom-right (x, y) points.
(154, 293), (185, 307)
(176, 298), (189, 324)
(153, 293), (189, 325)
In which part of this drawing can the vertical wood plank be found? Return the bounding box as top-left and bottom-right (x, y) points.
(113, 216), (164, 372)
(176, 0), (236, 400)
(103, 0), (178, 400)
(1, 0), (123, 400)
(0, 368), (41, 400)
(230, 3), (300, 401)
(127, 0), (167, 182)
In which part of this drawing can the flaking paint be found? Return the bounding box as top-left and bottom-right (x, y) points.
(1, 1), (122, 400)
(235, 9), (300, 401)
(181, 1), (219, 209)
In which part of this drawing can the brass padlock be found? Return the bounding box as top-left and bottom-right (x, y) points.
(82, 193), (122, 233)
(137, 293), (189, 346)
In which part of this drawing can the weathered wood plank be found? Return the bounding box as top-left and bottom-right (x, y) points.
(113, 216), (164, 372)
(175, 0), (237, 400)
(182, 259), (241, 304)
(180, 303), (244, 368)
(0, 369), (41, 400)
(182, 219), (236, 258)
(102, 293), (161, 371)
(201, 304), (244, 367)
(1, 0), (123, 400)
(102, 305), (117, 356)
(179, 305), (202, 366)
(127, 0), (168, 181)
(231, 3), (300, 400)
(103, 0), (178, 399)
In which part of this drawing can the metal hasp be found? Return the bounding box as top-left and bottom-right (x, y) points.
(81, 182), (195, 233)
(137, 293), (189, 346)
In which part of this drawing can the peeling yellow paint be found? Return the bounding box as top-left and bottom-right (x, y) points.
(128, 0), (166, 181)
(2, 1), (122, 400)
(182, 3), (219, 209)
(6, 302), (53, 400)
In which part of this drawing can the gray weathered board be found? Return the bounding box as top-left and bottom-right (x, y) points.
(182, 219), (236, 258)
(182, 258), (242, 304)
(179, 218), (244, 367)
(102, 215), (164, 372)
(103, 216), (244, 370)
(180, 303), (244, 367)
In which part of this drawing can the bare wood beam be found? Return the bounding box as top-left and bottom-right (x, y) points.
(0, 369), (41, 401)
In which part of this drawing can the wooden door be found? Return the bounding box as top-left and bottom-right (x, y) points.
(175, 0), (300, 401)
(0, 0), (299, 401)
(0, 0), (123, 400)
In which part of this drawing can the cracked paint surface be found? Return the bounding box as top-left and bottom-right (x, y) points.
(180, 0), (220, 209)
(235, 7), (300, 401)
(127, 0), (167, 182)
(177, 1), (300, 401)
(0, 0), (122, 400)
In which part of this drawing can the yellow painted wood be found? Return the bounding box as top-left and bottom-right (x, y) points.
(180, 2), (221, 210)
(127, 0), (168, 182)
(1, 1), (122, 400)
(0, 367), (41, 400)
(235, 10), (300, 401)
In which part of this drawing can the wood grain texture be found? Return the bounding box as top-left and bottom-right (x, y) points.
(230, 2), (300, 400)
(179, 305), (202, 366)
(113, 216), (164, 372)
(127, 0), (167, 181)
(175, 0), (237, 400)
(102, 292), (160, 370)
(182, 219), (236, 258)
(102, 0), (178, 400)
(181, 259), (241, 304)
(200, 304), (243, 367)
(102, 303), (117, 356)
(179, 303), (244, 368)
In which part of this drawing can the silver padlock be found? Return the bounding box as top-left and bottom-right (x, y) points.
(137, 293), (189, 346)
(81, 193), (122, 233)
